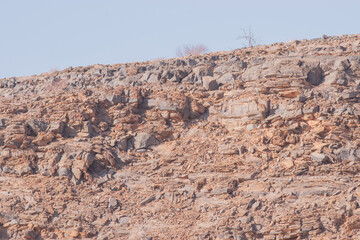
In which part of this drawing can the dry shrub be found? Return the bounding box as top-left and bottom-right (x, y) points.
(176, 44), (208, 57)
(238, 27), (256, 47)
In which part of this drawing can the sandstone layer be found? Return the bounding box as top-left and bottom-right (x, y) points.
(1, 34), (360, 239)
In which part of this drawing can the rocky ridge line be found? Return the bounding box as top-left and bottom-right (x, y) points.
(1, 34), (360, 239)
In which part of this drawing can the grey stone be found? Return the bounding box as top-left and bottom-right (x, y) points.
(162, 69), (189, 83)
(6, 123), (26, 135)
(334, 58), (351, 71)
(306, 66), (323, 85)
(174, 69), (189, 82)
(91, 69), (102, 75)
(211, 187), (231, 195)
(346, 91), (360, 99)
(202, 77), (218, 91)
(274, 104), (303, 119)
(161, 70), (173, 82)
(81, 121), (93, 136)
(298, 95), (307, 102)
(334, 148), (357, 161)
(58, 167), (70, 177)
(0, 119), (6, 129)
(147, 73), (161, 83)
(311, 152), (331, 164)
(63, 125), (77, 138)
(349, 56), (360, 72)
(117, 137), (128, 151)
(303, 106), (319, 114)
(277, 60), (303, 78)
(214, 62), (246, 76)
(0, 80), (6, 88)
(158, 100), (179, 111)
(106, 94), (126, 104)
(246, 123), (258, 130)
(251, 224), (262, 232)
(187, 59), (197, 66)
(140, 195), (155, 205)
(118, 217), (130, 226)
(108, 197), (119, 210)
(6, 79), (16, 88)
(134, 133), (159, 150)
(246, 198), (256, 210)
(242, 58), (305, 81)
(217, 99), (269, 120)
(141, 98), (158, 108)
(242, 65), (262, 81)
(181, 73), (199, 84)
(324, 71), (349, 85)
(26, 119), (48, 135)
(140, 72), (151, 82)
(193, 63), (215, 77)
(213, 65), (229, 75)
(218, 72), (235, 85)
(218, 144), (239, 155)
(252, 201), (262, 210)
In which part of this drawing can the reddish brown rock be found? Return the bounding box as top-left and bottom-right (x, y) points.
(1, 34), (360, 239)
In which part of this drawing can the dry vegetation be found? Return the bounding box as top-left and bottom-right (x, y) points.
(176, 43), (208, 57)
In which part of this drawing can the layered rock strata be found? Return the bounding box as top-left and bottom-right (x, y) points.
(1, 34), (360, 239)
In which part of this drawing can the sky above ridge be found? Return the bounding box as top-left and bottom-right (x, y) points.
(1, 0), (359, 78)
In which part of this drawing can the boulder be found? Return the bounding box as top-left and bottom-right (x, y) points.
(187, 59), (197, 66)
(72, 152), (94, 180)
(193, 63), (215, 77)
(182, 73), (201, 84)
(274, 103), (303, 119)
(26, 119), (48, 136)
(79, 121), (93, 138)
(117, 137), (128, 151)
(218, 72), (235, 85)
(63, 125), (77, 138)
(33, 132), (55, 146)
(311, 152), (332, 164)
(0, 119), (6, 129)
(306, 66), (323, 85)
(134, 133), (159, 150)
(202, 76), (218, 91)
(47, 121), (65, 134)
(218, 144), (239, 155)
(6, 123), (26, 135)
(323, 71), (349, 85)
(147, 72), (161, 83)
(217, 99), (269, 120)
(106, 94), (125, 104)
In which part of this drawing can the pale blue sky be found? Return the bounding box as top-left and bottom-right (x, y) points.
(1, 0), (359, 78)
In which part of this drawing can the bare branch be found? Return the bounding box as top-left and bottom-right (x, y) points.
(176, 44), (208, 57)
(237, 27), (256, 47)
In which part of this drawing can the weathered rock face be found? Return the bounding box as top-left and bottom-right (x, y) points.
(1, 34), (360, 239)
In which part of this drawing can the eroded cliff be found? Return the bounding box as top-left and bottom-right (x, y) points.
(1, 34), (360, 239)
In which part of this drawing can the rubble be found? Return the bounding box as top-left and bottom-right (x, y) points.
(1, 34), (360, 239)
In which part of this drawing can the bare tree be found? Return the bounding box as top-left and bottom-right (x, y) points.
(176, 44), (208, 57)
(237, 27), (256, 47)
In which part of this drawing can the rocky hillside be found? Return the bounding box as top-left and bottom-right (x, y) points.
(1, 34), (360, 239)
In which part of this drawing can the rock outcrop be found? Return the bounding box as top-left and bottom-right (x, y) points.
(1, 34), (360, 239)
